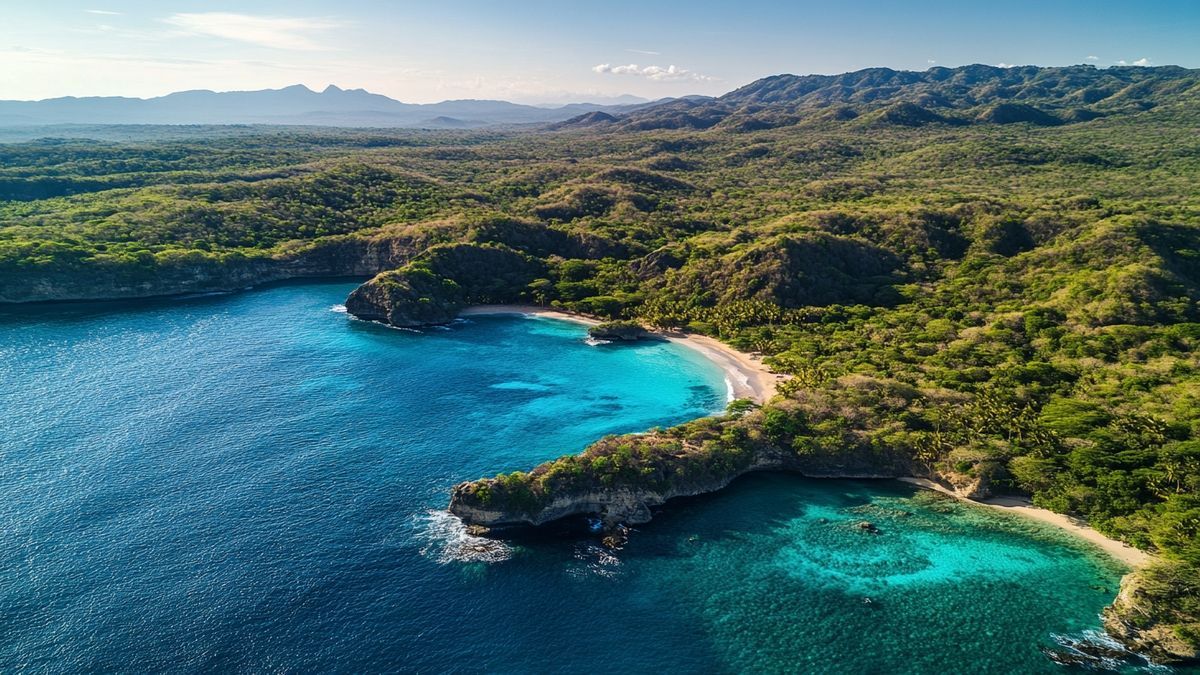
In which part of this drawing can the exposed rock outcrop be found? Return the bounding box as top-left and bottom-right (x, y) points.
(0, 223), (455, 303)
(450, 451), (793, 529)
(587, 320), (649, 342)
(448, 409), (919, 530)
(344, 269), (464, 327)
(0, 217), (599, 305)
(344, 242), (545, 328)
(1103, 564), (1200, 664)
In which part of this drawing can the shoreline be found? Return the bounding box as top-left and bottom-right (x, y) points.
(898, 477), (1152, 568)
(459, 305), (780, 403)
(459, 306), (1152, 565)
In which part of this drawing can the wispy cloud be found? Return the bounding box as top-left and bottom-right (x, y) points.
(592, 63), (714, 82)
(1116, 57), (1152, 66)
(996, 62), (1014, 68)
(1086, 55), (1100, 61)
(626, 49), (661, 56)
(162, 13), (343, 51)
(86, 9), (121, 15)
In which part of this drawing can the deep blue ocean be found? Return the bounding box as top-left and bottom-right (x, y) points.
(0, 282), (1149, 673)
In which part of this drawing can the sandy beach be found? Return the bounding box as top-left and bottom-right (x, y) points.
(459, 305), (780, 403)
(899, 477), (1152, 567)
(461, 306), (1148, 566)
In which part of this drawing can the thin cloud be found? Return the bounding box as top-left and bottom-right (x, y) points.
(592, 63), (714, 82)
(1086, 55), (1100, 61)
(1116, 58), (1152, 66)
(86, 9), (121, 15)
(626, 49), (661, 56)
(162, 13), (343, 51)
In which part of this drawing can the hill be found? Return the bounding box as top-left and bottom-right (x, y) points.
(610, 64), (1200, 131)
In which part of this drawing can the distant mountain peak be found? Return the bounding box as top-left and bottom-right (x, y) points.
(0, 83), (660, 128)
(610, 63), (1199, 132)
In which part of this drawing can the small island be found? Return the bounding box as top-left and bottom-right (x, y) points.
(587, 320), (650, 341)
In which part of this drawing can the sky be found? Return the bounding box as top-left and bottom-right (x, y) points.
(2, 1), (1198, 104)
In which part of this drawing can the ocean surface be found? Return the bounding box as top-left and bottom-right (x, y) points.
(0, 282), (1150, 673)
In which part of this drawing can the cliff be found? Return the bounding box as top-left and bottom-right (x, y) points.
(344, 242), (545, 328)
(0, 216), (589, 305)
(0, 224), (452, 304)
(1103, 562), (1200, 664)
(344, 268), (464, 327)
(449, 409), (920, 529)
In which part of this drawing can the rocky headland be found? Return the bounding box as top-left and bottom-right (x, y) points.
(445, 390), (1192, 665)
(0, 224), (449, 304)
(447, 405), (936, 530)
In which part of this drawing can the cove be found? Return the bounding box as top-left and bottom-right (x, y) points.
(0, 282), (1141, 672)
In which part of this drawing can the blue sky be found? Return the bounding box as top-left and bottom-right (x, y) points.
(2, 1), (1197, 103)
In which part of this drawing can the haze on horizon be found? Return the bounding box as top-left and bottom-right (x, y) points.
(3, 0), (1199, 104)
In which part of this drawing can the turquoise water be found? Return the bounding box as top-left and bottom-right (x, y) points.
(0, 282), (1143, 672)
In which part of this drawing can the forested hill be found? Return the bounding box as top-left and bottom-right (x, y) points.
(596, 64), (1200, 131)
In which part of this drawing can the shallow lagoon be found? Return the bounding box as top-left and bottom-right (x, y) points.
(0, 282), (1140, 672)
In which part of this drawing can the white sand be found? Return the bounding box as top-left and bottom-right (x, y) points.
(458, 305), (779, 403)
(899, 477), (1152, 567)
(462, 307), (1151, 566)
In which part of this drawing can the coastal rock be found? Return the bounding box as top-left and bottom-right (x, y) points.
(1103, 565), (1200, 664)
(856, 521), (880, 534)
(344, 269), (464, 327)
(931, 469), (993, 500)
(587, 320), (650, 342)
(448, 408), (917, 530)
(345, 242), (544, 328)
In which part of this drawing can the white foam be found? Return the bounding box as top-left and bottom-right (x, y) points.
(330, 304), (347, 313)
(179, 290), (232, 299)
(584, 337), (613, 346)
(1046, 629), (1165, 672)
(568, 542), (622, 578)
(347, 315), (423, 333)
(415, 510), (512, 564)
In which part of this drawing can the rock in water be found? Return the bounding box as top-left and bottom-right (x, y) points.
(587, 320), (649, 342)
(344, 269), (464, 328)
(1103, 564), (1200, 665)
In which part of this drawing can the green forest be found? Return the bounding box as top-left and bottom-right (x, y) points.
(2, 65), (1199, 659)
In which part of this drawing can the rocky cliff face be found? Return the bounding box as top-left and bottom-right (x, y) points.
(0, 225), (454, 304)
(450, 452), (793, 528)
(343, 242), (544, 328)
(448, 416), (921, 530)
(1103, 566), (1200, 664)
(344, 268), (464, 327)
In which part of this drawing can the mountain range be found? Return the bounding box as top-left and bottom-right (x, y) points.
(0, 84), (659, 128)
(562, 64), (1200, 131)
(2, 64), (1197, 131)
